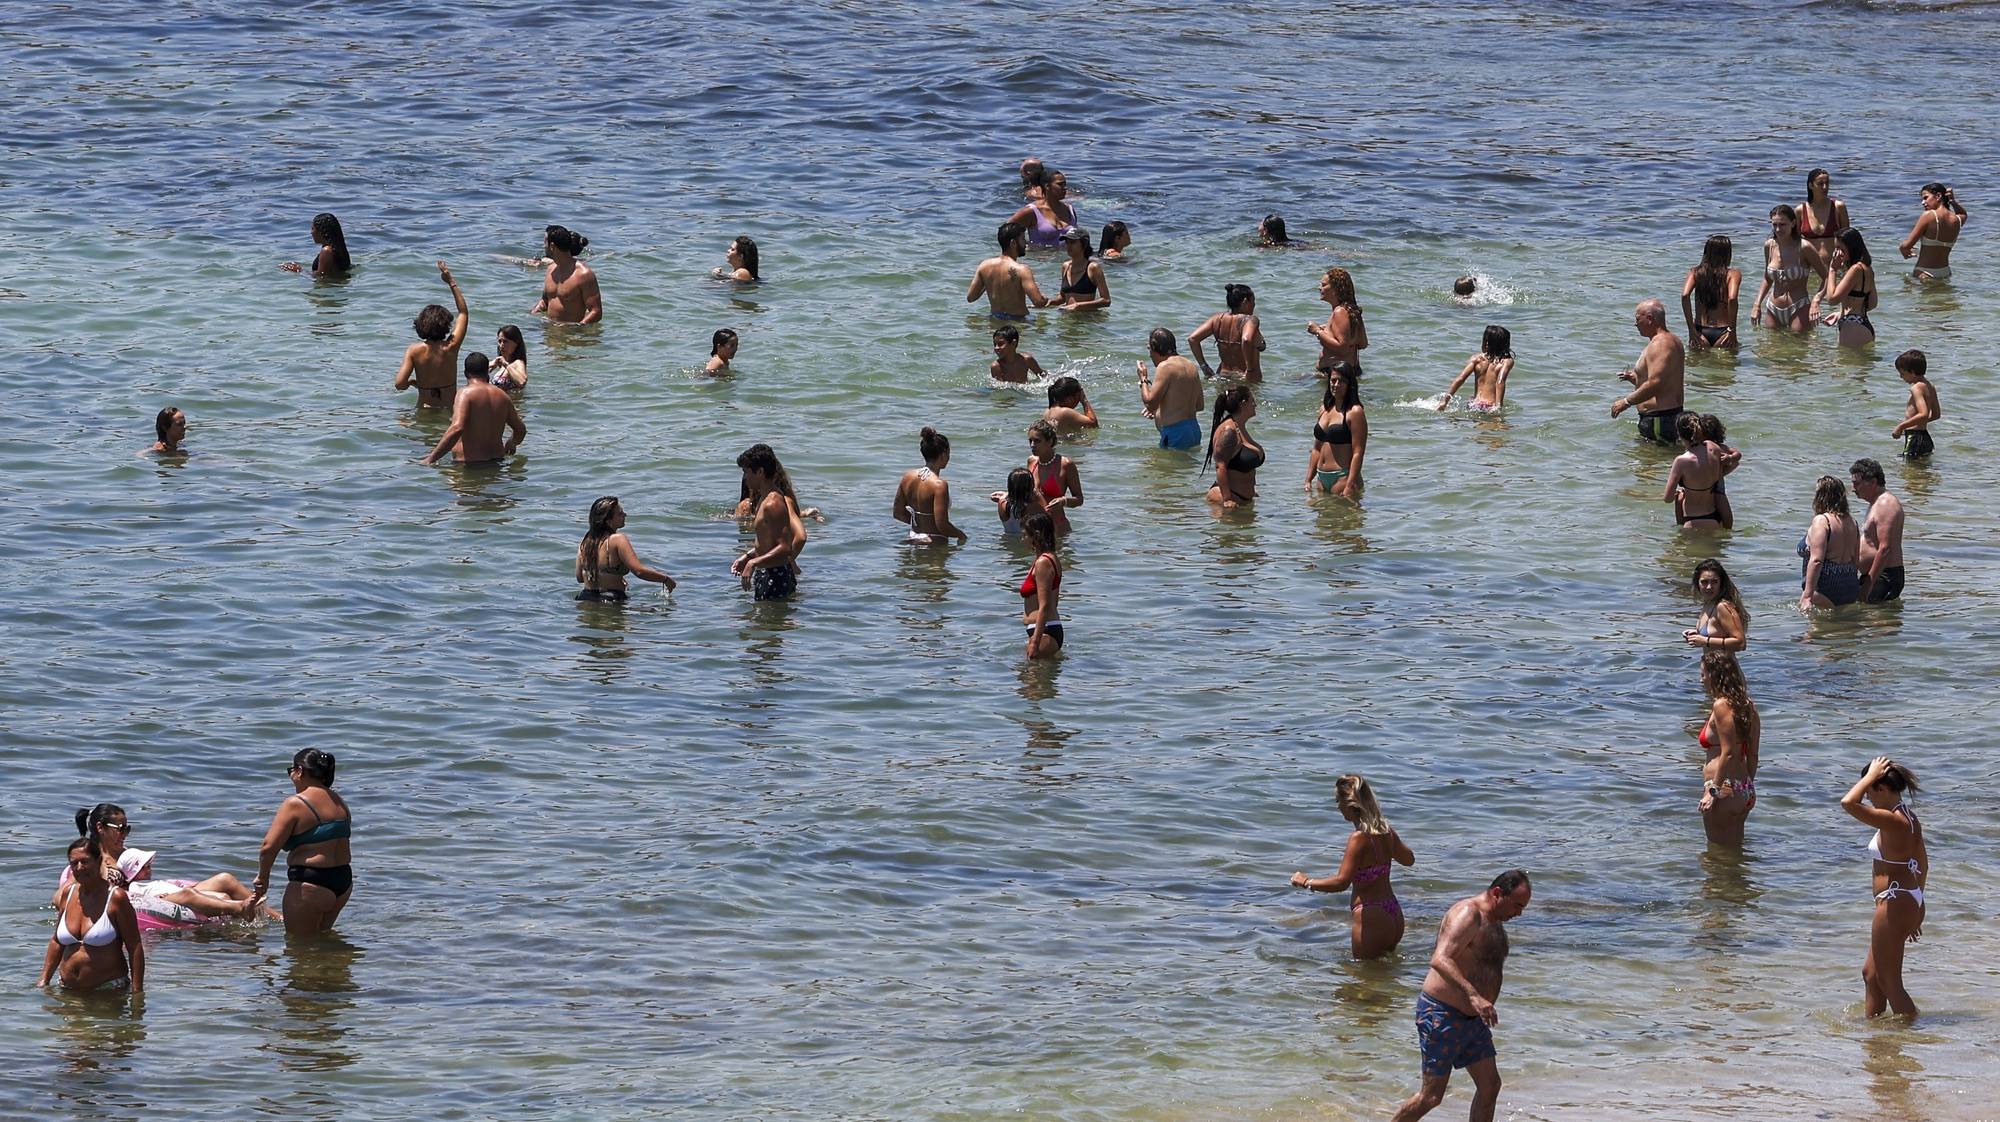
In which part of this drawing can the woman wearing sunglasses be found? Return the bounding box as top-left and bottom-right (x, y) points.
(253, 749), (354, 937)
(55, 803), (263, 922)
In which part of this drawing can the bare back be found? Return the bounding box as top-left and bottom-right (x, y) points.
(1152, 356), (1203, 428)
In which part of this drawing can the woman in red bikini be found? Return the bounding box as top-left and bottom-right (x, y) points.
(1025, 421), (1082, 536)
(1696, 651), (1759, 846)
(1291, 774), (1416, 958)
(1018, 512), (1063, 660)
(1797, 168), (1850, 274)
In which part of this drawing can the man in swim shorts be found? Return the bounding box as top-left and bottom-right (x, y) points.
(1851, 458), (1907, 603)
(1392, 870), (1531, 1122)
(1137, 327), (1204, 451)
(966, 222), (1048, 321)
(1609, 298), (1686, 444)
(423, 352), (526, 465)
(732, 445), (804, 601)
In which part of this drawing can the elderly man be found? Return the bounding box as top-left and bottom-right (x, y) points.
(1609, 298), (1687, 443)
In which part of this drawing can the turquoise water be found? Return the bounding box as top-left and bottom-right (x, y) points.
(3, 3), (1999, 1120)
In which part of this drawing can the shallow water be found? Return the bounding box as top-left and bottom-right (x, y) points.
(3, 3), (1999, 1120)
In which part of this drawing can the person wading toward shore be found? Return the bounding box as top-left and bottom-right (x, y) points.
(1609, 298), (1686, 443)
(1392, 870), (1532, 1122)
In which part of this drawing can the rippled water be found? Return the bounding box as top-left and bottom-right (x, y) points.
(4, 3), (1999, 1120)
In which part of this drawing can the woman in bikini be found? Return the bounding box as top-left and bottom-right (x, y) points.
(1799, 475), (1863, 610)
(1205, 386), (1263, 509)
(1307, 361), (1366, 501)
(1797, 169), (1850, 268)
(252, 749), (354, 938)
(1025, 421), (1082, 536)
(575, 496), (676, 602)
(1307, 267), (1368, 375)
(490, 324), (529, 392)
(1055, 226), (1110, 310)
(1679, 235), (1741, 350)
(1290, 774), (1416, 958)
(279, 211), (353, 277)
(56, 803), (262, 920)
(1683, 559), (1747, 653)
(1812, 228), (1878, 348)
(1749, 205), (1825, 332)
(1695, 651), (1759, 846)
(1008, 170), (1078, 250)
(1018, 512), (1064, 660)
(39, 835), (143, 993)
(1898, 182), (1966, 282)
(1188, 283), (1265, 380)
(1840, 756), (1927, 1018)
(991, 467), (1043, 537)
(1663, 413), (1725, 530)
(893, 427), (968, 545)
(1437, 325), (1514, 411)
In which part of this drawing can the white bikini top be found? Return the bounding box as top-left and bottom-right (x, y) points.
(1918, 236), (1955, 249)
(1867, 805), (1923, 875)
(54, 885), (119, 947)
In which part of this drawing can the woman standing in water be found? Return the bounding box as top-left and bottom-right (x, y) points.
(1307, 267), (1368, 375)
(1018, 512), (1063, 659)
(1749, 205), (1824, 332)
(1663, 414), (1725, 529)
(1306, 361), (1366, 500)
(1695, 651), (1759, 846)
(280, 212), (353, 277)
(1797, 170), (1850, 267)
(490, 325), (529, 392)
(1205, 385), (1264, 509)
(1189, 283), (1266, 380)
(1055, 227), (1110, 310)
(1026, 421), (1082, 535)
(893, 427), (969, 545)
(1290, 774), (1415, 958)
(1436, 325), (1513, 411)
(253, 749), (353, 938)
(1813, 228), (1878, 348)
(1840, 756), (1927, 1018)
(1009, 169), (1079, 249)
(1899, 182), (1965, 282)
(39, 836), (143, 993)
(1679, 235), (1741, 350)
(1683, 560), (1747, 652)
(991, 467), (1043, 536)
(576, 496), (677, 601)
(1799, 475), (1863, 610)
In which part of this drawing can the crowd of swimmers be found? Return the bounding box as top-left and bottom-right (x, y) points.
(107, 163), (1969, 1117)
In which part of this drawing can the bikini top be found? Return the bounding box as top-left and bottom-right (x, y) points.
(1036, 459), (1064, 500)
(1059, 264), (1098, 298)
(906, 468), (938, 528)
(1352, 862), (1391, 885)
(1766, 260), (1806, 285)
(55, 885), (119, 947)
(1314, 410), (1352, 446)
(285, 794), (351, 852)
(1868, 805), (1922, 874)
(594, 539), (629, 578)
(1019, 553), (1060, 599)
(1800, 202), (1838, 239)
(1029, 203), (1077, 246)
(1226, 439), (1265, 474)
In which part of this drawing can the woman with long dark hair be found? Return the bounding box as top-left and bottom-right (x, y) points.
(717, 236), (760, 282)
(1026, 421), (1083, 535)
(1797, 169), (1850, 267)
(1009, 170), (1079, 249)
(991, 467), (1043, 536)
(149, 407), (187, 455)
(1813, 227), (1878, 347)
(1189, 283), (1265, 380)
(1663, 413), (1724, 529)
(1290, 773), (1416, 958)
(1307, 266), (1368, 375)
(1437, 325), (1514, 412)
(576, 496), (676, 602)
(1898, 181), (1966, 282)
(1307, 362), (1365, 500)
(39, 835), (143, 993)
(1695, 651), (1760, 845)
(280, 212), (353, 277)
(1680, 235), (1741, 349)
(1683, 559), (1747, 652)
(253, 749), (354, 937)
(1018, 512), (1063, 659)
(1205, 386), (1263, 508)
(1098, 220), (1131, 260)
(490, 324), (529, 392)
(1055, 227), (1109, 311)
(1840, 756), (1927, 1018)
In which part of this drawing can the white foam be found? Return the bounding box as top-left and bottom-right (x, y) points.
(1450, 273), (1520, 306)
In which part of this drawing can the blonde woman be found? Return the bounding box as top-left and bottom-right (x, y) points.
(1290, 774), (1416, 958)
(1307, 267), (1369, 375)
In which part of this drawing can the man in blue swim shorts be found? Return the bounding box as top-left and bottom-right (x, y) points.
(1393, 870), (1531, 1122)
(1137, 327), (1204, 451)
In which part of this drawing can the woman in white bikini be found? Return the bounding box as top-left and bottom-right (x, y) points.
(893, 427), (968, 545)
(39, 835), (143, 993)
(1840, 756), (1927, 1019)
(1898, 182), (1966, 282)
(1749, 205), (1825, 332)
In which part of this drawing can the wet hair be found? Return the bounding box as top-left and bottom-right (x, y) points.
(1850, 457), (1885, 488)
(579, 495), (620, 585)
(1099, 221), (1128, 253)
(1322, 360), (1361, 412)
(413, 303), (452, 342)
(1693, 235), (1732, 312)
(1224, 283), (1254, 313)
(155, 407), (181, 443)
(1701, 650), (1756, 742)
(1867, 759), (1921, 798)
(1675, 411), (1704, 447)
(711, 328), (738, 356)
(311, 212), (352, 272)
(1148, 327), (1176, 356)
(292, 748), (336, 784)
(1806, 168), (1831, 203)
(919, 426), (949, 462)
(1335, 774), (1391, 836)
(545, 225), (588, 256)
(1835, 227), (1872, 267)
(1047, 375), (1083, 408)
(997, 221), (1025, 252)
(1769, 204), (1800, 243)
(1005, 467), (1037, 516)
(1920, 181), (1964, 216)
(1811, 475), (1851, 518)
(993, 325), (1021, 346)
(1691, 559), (1747, 628)
(1322, 267), (1365, 336)
(1027, 419), (1058, 446)
(496, 324), (527, 367)
(1698, 414), (1727, 445)
(1453, 276), (1476, 297)
(730, 236), (760, 280)
(1022, 511), (1056, 554)
(1481, 325), (1512, 359)
(463, 351), (491, 381)
(737, 443), (781, 481)
(76, 803), (126, 840)
(1203, 385), (1254, 472)
(1489, 869), (1531, 896)
(1894, 349), (1927, 378)
(1258, 215), (1287, 245)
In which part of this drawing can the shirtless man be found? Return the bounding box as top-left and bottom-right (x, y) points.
(1851, 458), (1907, 603)
(1188, 283), (1266, 380)
(731, 444), (804, 601)
(1609, 298), (1686, 444)
(394, 260), (470, 410)
(1137, 327), (1205, 451)
(423, 353), (526, 465)
(533, 225), (602, 325)
(1393, 870), (1532, 1122)
(966, 222), (1048, 322)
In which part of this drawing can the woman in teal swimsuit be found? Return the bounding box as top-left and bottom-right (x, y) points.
(1305, 361), (1366, 501)
(253, 749), (354, 938)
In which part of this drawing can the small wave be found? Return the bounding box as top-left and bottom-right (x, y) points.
(1398, 394), (1453, 412)
(1444, 273), (1521, 306)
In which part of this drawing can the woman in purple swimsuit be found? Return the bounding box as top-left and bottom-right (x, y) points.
(1008, 169), (1079, 249)
(1291, 773), (1417, 958)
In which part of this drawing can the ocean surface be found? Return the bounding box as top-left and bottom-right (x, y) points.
(3, 2), (1998, 1119)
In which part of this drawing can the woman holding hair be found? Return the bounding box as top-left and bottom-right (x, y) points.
(1009, 169), (1080, 249)
(717, 236), (759, 282)
(893, 427), (969, 545)
(1841, 757), (1927, 1018)
(576, 496), (677, 602)
(991, 467), (1043, 536)
(1306, 361), (1366, 500)
(1684, 560), (1747, 652)
(1056, 227), (1110, 310)
(1043, 375), (1099, 433)
(1307, 267), (1368, 375)
(280, 211), (353, 277)
(1026, 421), (1083, 535)
(1799, 475), (1863, 609)
(1437, 325), (1513, 411)
(1018, 512), (1064, 659)
(39, 836), (143, 993)
(705, 328), (739, 374)
(1749, 205), (1825, 332)
(1663, 413), (1724, 529)
(1812, 228), (1878, 347)
(1098, 221), (1131, 260)
(1289, 774), (1416, 958)
(1680, 235), (1741, 350)
(1695, 651), (1760, 846)
(1797, 170), (1851, 266)
(1899, 182), (1966, 281)
(253, 748), (353, 937)
(490, 325), (529, 392)
(1205, 385), (1263, 509)
(1189, 284), (1266, 380)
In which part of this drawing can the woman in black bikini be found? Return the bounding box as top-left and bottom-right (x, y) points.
(1680, 235), (1740, 350)
(252, 749), (354, 938)
(1663, 413), (1724, 529)
(1813, 228), (1878, 348)
(1055, 227), (1109, 311)
(575, 496), (676, 602)
(1205, 385), (1263, 509)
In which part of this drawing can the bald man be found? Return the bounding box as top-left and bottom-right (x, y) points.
(1610, 298), (1687, 443)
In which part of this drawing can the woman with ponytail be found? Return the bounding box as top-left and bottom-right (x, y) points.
(253, 748), (354, 937)
(1899, 181), (1966, 282)
(576, 495), (676, 602)
(1291, 774), (1416, 958)
(1204, 385), (1263, 509)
